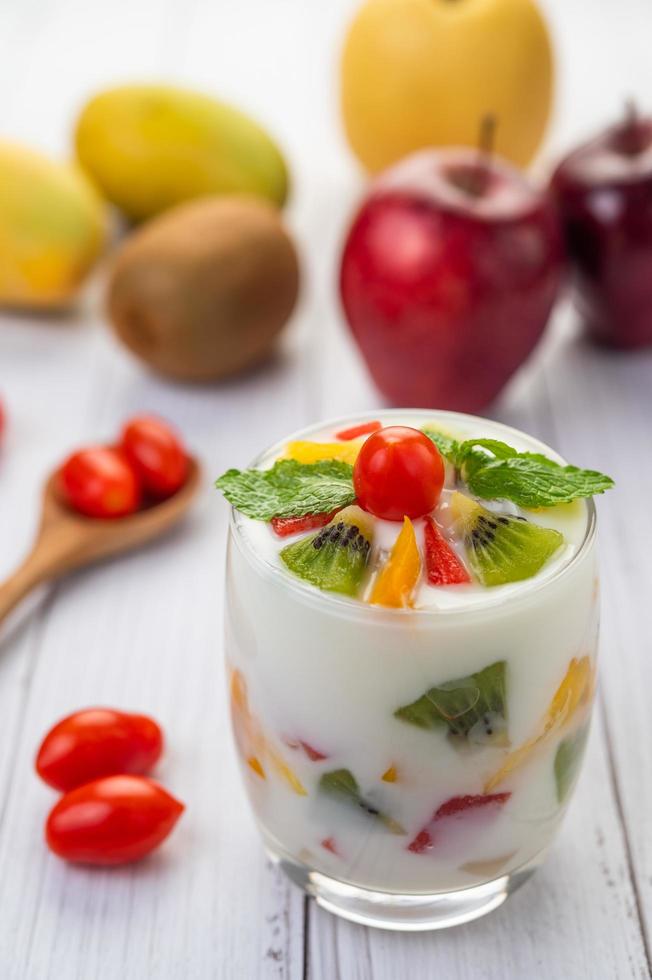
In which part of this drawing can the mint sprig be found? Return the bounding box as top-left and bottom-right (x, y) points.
(215, 459), (356, 520)
(423, 431), (614, 508)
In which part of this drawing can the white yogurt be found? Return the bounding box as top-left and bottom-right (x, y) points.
(238, 411), (589, 611)
(224, 411), (598, 894)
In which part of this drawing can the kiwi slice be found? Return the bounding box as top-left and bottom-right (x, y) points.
(319, 769), (405, 834)
(280, 505), (373, 596)
(394, 661), (508, 746)
(450, 492), (564, 587)
(554, 726), (589, 803)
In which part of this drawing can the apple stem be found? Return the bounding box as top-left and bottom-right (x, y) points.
(475, 114), (497, 192)
(446, 114), (498, 199)
(618, 98), (644, 155)
(479, 113), (497, 161)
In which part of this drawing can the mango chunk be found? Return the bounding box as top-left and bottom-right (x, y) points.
(284, 440), (362, 465)
(381, 765), (398, 783)
(484, 656), (594, 793)
(371, 517), (421, 608)
(229, 666), (306, 796)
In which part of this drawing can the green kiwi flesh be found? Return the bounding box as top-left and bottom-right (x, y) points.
(394, 661), (508, 746)
(280, 505), (372, 596)
(451, 493), (564, 587)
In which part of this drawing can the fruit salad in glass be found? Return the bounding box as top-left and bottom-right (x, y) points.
(216, 411), (612, 930)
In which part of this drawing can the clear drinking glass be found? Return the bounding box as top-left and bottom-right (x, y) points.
(224, 411), (599, 930)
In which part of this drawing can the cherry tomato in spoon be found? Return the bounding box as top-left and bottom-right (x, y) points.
(45, 775), (184, 865)
(36, 708), (163, 792)
(353, 426), (444, 521)
(59, 447), (141, 518)
(121, 415), (188, 499)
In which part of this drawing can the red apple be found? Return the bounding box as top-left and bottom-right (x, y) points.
(552, 110), (652, 349)
(340, 149), (564, 412)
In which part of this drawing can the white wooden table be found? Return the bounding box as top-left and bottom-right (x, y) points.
(1, 1), (651, 976)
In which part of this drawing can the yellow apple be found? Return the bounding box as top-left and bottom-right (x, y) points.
(340, 0), (554, 172)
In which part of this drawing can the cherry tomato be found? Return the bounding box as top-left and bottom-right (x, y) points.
(36, 708), (164, 792)
(59, 447), (141, 518)
(45, 775), (184, 865)
(353, 426), (444, 521)
(121, 415), (188, 499)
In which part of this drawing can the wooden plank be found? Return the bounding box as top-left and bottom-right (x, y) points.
(1, 0), (651, 976)
(0, 323), (309, 980)
(0, 0), (318, 974)
(540, 311), (652, 963)
(307, 706), (650, 980)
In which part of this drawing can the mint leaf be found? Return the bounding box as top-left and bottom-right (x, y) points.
(425, 434), (614, 507)
(467, 457), (614, 507)
(459, 438), (518, 474)
(421, 428), (463, 467)
(215, 459), (356, 520)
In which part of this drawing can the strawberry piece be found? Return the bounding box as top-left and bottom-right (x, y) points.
(335, 420), (382, 441)
(300, 741), (328, 762)
(435, 793), (511, 820)
(408, 829), (432, 854)
(407, 792), (511, 854)
(270, 510), (338, 538)
(283, 737), (329, 761)
(424, 516), (471, 585)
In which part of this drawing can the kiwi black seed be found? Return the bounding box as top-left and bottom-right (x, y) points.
(451, 492), (564, 587)
(281, 505), (373, 596)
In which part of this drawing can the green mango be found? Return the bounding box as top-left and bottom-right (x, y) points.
(75, 84), (289, 221)
(0, 140), (107, 309)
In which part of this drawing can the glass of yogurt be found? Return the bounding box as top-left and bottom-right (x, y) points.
(219, 410), (610, 930)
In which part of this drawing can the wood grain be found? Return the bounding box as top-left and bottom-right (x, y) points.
(0, 0), (651, 978)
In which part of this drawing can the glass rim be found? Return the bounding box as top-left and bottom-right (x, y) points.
(228, 409), (598, 623)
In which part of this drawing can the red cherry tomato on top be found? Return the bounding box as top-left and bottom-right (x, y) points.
(121, 415), (189, 499)
(353, 426), (444, 521)
(36, 708), (164, 792)
(45, 775), (184, 865)
(59, 447), (141, 518)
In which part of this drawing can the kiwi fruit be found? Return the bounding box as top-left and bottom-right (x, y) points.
(554, 726), (589, 803)
(280, 505), (373, 596)
(394, 660), (508, 746)
(450, 492), (563, 586)
(106, 196), (299, 382)
(319, 769), (404, 834)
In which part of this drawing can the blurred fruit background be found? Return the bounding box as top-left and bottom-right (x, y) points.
(0, 0), (651, 976)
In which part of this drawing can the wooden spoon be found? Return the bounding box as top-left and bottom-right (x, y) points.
(0, 457), (201, 627)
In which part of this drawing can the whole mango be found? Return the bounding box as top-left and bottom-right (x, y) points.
(75, 85), (289, 222)
(341, 0), (554, 172)
(106, 196), (299, 382)
(0, 141), (107, 309)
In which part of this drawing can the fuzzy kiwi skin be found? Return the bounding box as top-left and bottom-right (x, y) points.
(106, 196), (299, 382)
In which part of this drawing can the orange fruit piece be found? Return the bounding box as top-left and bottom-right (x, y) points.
(284, 440), (362, 465)
(247, 756), (266, 779)
(371, 516), (421, 608)
(484, 656), (594, 793)
(266, 744), (308, 796)
(229, 666), (306, 795)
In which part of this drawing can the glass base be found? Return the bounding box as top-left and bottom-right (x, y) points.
(266, 841), (542, 931)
